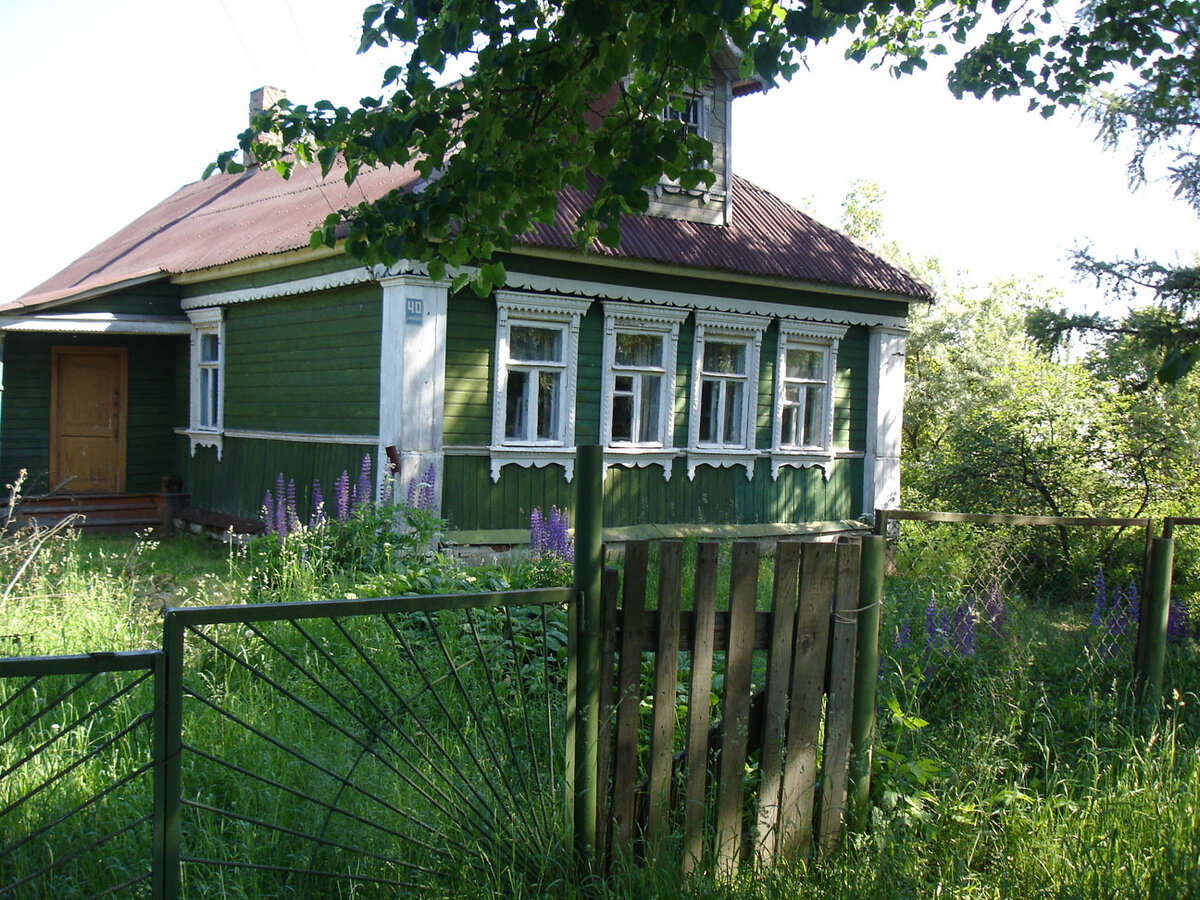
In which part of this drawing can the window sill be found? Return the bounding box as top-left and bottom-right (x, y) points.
(185, 429), (224, 460)
(603, 447), (682, 482)
(490, 445), (577, 482)
(770, 450), (836, 480)
(686, 448), (761, 481)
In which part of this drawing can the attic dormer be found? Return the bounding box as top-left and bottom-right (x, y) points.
(645, 40), (762, 228)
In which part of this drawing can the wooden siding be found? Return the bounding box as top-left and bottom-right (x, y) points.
(0, 333), (185, 495)
(442, 291), (494, 445)
(440, 454), (863, 532)
(223, 285), (381, 435)
(186, 438), (376, 521)
(68, 281), (181, 317)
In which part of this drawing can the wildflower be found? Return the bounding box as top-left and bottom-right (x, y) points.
(310, 480), (325, 527)
(353, 454), (373, 513)
(263, 491), (276, 535)
(1091, 568), (1107, 629)
(333, 470), (351, 522)
(952, 602), (975, 657)
(420, 463), (437, 511)
(893, 619), (912, 650)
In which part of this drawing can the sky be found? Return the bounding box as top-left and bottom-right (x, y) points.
(2, 0), (1197, 312)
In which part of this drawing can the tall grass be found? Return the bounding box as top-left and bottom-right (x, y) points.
(3, 516), (1200, 898)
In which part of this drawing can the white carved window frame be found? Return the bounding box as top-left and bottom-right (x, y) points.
(186, 307), (224, 459)
(490, 291), (592, 482)
(654, 86), (714, 201)
(686, 310), (768, 481)
(770, 320), (849, 480)
(600, 301), (689, 481)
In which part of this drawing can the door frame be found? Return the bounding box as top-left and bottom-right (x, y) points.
(49, 345), (128, 493)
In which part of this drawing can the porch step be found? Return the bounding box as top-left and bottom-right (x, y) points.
(14, 493), (189, 534)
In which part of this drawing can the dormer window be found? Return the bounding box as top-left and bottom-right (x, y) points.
(661, 94), (706, 139)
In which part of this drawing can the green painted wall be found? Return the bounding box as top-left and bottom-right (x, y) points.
(179, 256), (369, 300)
(68, 281), (181, 317)
(440, 454), (864, 532)
(222, 284), (382, 435)
(186, 439), (376, 521)
(0, 332), (186, 495)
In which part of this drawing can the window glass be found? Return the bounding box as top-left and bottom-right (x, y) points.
(786, 347), (822, 380)
(505, 370), (529, 440)
(510, 325), (562, 362)
(703, 340), (745, 375)
(616, 332), (663, 368)
(200, 333), (219, 364)
(722, 381), (744, 444)
(537, 372), (560, 440)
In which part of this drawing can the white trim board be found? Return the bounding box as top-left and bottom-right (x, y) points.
(181, 267), (377, 309)
(0, 313), (192, 335)
(174, 427), (378, 445)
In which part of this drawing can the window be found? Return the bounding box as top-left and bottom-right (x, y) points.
(687, 311), (768, 480)
(600, 302), (688, 480)
(491, 291), (592, 481)
(661, 94), (705, 138)
(186, 308), (224, 457)
(771, 321), (848, 479)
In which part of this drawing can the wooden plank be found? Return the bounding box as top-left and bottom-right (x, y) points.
(779, 542), (835, 859)
(682, 541), (719, 873)
(755, 540), (801, 865)
(611, 540), (649, 856)
(616, 609), (775, 654)
(883, 509), (1151, 528)
(646, 541), (683, 845)
(714, 541), (759, 876)
(595, 566), (620, 865)
(818, 540), (862, 854)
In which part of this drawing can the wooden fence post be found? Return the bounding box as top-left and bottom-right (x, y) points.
(1137, 535), (1174, 715)
(848, 533), (885, 832)
(573, 445), (604, 865)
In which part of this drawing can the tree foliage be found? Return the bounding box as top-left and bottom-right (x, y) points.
(206, 0), (1192, 296)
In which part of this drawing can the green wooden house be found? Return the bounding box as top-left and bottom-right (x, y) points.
(0, 79), (931, 543)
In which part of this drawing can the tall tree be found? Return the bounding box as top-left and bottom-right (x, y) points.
(208, 0), (1192, 297)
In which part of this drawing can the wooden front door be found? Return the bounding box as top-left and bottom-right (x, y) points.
(50, 347), (127, 493)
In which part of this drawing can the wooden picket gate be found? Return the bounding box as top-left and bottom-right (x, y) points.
(586, 536), (872, 873)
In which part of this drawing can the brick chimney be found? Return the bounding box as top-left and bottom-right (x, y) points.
(246, 86), (286, 166)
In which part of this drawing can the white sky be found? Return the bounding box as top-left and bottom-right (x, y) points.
(2, 0), (1197, 311)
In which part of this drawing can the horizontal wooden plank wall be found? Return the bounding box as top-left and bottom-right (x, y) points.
(596, 538), (860, 874)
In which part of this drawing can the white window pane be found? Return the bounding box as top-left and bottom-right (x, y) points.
(781, 404), (798, 447)
(722, 382), (744, 445)
(537, 371), (560, 440)
(639, 374), (661, 442)
(200, 333), (219, 363)
(612, 394), (633, 442)
(786, 348), (823, 380)
(505, 370), (529, 440)
(802, 385), (824, 445)
(510, 325), (562, 363)
(699, 379), (718, 443)
(616, 332), (663, 368)
(703, 340), (745, 375)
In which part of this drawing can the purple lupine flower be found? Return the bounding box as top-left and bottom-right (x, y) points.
(263, 491), (276, 535)
(1127, 581), (1139, 627)
(274, 474), (288, 538)
(352, 454), (372, 513)
(925, 595), (938, 642)
(1167, 595), (1192, 644)
(952, 602), (975, 657)
(420, 464), (437, 511)
(406, 475), (419, 509)
(310, 480), (325, 526)
(984, 580), (1007, 636)
(286, 479), (300, 533)
(893, 619), (912, 650)
(334, 470), (351, 522)
(1092, 568), (1107, 629)
(530, 507), (545, 555)
(938, 611), (952, 655)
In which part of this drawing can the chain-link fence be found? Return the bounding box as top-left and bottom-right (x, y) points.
(1163, 517), (1200, 695)
(875, 512), (1154, 732)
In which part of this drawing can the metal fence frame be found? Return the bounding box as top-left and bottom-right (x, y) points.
(2, 588), (575, 900)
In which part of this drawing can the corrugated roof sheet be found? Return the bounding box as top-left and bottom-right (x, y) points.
(9, 159), (933, 310)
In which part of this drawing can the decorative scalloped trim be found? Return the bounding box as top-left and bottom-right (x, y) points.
(489, 448), (576, 482)
(603, 449), (681, 482)
(181, 267), (376, 309)
(770, 452), (835, 481)
(686, 450), (759, 481)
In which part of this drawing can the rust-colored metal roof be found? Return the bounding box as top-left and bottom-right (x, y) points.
(10, 159), (932, 310)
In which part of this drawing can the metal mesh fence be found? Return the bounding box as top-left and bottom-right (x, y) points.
(877, 514), (1153, 729)
(1164, 518), (1200, 695)
(0, 653), (159, 900)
